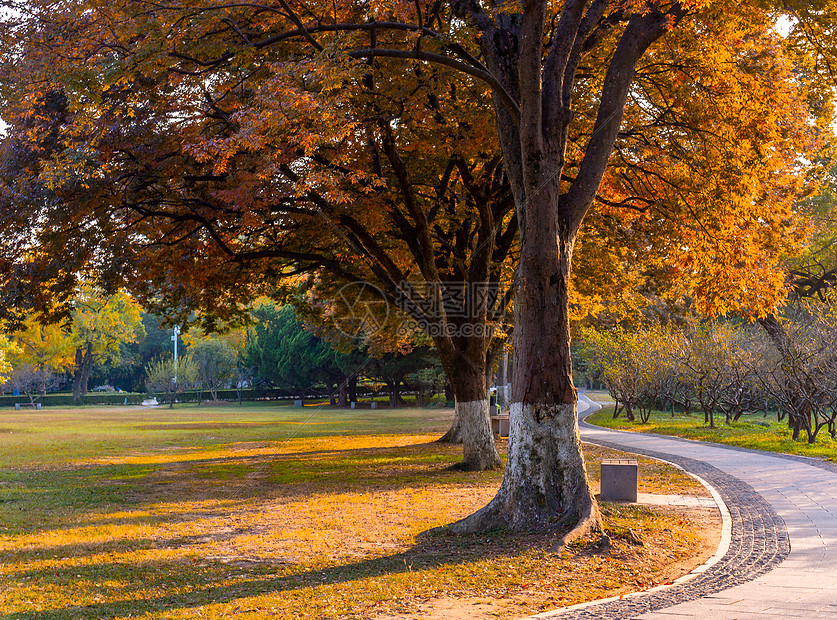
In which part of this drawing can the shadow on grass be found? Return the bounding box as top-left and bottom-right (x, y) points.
(0, 442), (502, 543)
(0, 527), (563, 620)
(0, 435), (513, 619)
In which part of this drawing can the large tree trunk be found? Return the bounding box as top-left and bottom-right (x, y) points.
(437, 346), (502, 471)
(441, 0), (675, 537)
(450, 194), (597, 534)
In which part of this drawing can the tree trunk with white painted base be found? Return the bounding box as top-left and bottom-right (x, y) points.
(444, 0), (676, 535)
(436, 408), (464, 443)
(437, 343), (502, 471)
(451, 400), (596, 533)
(451, 194), (598, 534)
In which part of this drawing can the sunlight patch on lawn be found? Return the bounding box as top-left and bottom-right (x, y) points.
(0, 406), (720, 619)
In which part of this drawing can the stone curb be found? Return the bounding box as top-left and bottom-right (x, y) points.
(530, 397), (790, 620)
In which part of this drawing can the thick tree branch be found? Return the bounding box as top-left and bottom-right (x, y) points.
(563, 5), (683, 231)
(541, 0), (589, 137)
(348, 48), (520, 124)
(378, 122), (441, 284)
(558, 0), (609, 119)
(518, 0), (551, 162)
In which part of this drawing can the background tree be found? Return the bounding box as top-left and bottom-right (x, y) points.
(755, 161), (837, 436)
(109, 312), (175, 392)
(144, 355), (199, 408)
(242, 303), (334, 402)
(757, 303), (837, 443)
(581, 324), (680, 422)
(2, 365), (55, 407)
(0, 335), (16, 386)
(6, 317), (74, 394)
(188, 338), (238, 401)
(68, 286), (145, 401)
(365, 346), (439, 408)
(407, 358), (448, 407)
(182, 325), (246, 401)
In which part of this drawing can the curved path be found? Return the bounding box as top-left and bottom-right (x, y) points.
(538, 394), (837, 619)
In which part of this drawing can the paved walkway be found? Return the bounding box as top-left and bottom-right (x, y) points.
(539, 394), (837, 619)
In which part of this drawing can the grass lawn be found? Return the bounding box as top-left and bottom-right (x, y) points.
(580, 390), (616, 403)
(1, 403), (717, 619)
(586, 405), (837, 461)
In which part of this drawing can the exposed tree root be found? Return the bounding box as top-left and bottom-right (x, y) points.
(446, 458), (501, 472)
(556, 500), (609, 549)
(446, 496), (508, 534)
(442, 488), (605, 540)
(436, 427), (463, 444)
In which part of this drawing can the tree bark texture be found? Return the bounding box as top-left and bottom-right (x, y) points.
(451, 196), (596, 531)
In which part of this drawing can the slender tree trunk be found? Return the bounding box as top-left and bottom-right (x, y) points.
(328, 381), (337, 407)
(338, 378), (349, 408)
(349, 376), (357, 404)
(444, 382), (454, 402)
(77, 342), (94, 396)
(496, 351), (509, 408)
(72, 347), (83, 403)
(387, 380), (397, 408)
(437, 378), (464, 442)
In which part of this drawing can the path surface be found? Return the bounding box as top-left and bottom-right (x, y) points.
(539, 394), (837, 619)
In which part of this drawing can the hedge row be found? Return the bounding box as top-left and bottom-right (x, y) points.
(1, 393), (147, 407)
(2, 387), (359, 407)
